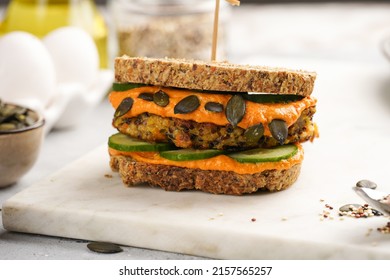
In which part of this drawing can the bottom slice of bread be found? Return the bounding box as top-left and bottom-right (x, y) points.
(110, 155), (301, 195)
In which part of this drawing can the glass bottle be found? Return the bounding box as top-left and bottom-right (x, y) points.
(0, 0), (108, 68)
(109, 0), (230, 61)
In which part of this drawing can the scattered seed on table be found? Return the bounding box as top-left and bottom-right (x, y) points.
(377, 222), (390, 234)
(338, 204), (382, 218)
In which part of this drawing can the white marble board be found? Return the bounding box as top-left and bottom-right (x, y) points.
(3, 58), (390, 259)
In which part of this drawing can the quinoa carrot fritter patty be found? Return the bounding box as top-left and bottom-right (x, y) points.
(112, 106), (316, 150)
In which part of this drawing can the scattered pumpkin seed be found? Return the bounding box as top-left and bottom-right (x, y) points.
(138, 92), (154, 101)
(244, 123), (264, 144)
(114, 97), (134, 118)
(87, 241), (123, 254)
(356, 179), (377, 189)
(174, 95), (200, 114)
(153, 90), (169, 107)
(205, 102), (224, 113)
(226, 95), (246, 127)
(269, 119), (288, 145)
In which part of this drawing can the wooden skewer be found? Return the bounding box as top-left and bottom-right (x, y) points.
(226, 0), (240, 5)
(211, 0), (240, 62)
(211, 0), (220, 62)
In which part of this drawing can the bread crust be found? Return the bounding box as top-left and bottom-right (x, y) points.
(110, 154), (301, 195)
(115, 56), (316, 96)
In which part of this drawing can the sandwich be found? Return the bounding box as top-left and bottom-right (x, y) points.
(108, 56), (318, 195)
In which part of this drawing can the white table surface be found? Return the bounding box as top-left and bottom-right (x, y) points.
(1, 2), (390, 260)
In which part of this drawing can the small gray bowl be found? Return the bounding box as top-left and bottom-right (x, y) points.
(0, 103), (45, 188)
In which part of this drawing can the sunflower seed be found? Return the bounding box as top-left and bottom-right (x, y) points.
(114, 97), (134, 118)
(153, 90), (169, 107)
(269, 119), (288, 145)
(205, 102), (224, 113)
(87, 241), (123, 254)
(226, 95), (246, 127)
(174, 95), (200, 114)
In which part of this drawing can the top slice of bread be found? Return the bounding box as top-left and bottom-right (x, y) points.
(115, 56), (317, 96)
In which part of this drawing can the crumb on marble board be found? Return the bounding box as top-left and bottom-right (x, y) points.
(366, 228), (373, 237)
(377, 221), (390, 234)
(319, 201), (335, 221)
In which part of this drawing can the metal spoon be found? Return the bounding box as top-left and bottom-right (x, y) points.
(353, 186), (390, 215)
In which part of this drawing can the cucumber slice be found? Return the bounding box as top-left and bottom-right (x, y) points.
(228, 145), (298, 163)
(112, 83), (147, 92)
(243, 94), (304, 103)
(108, 133), (173, 152)
(160, 149), (224, 161)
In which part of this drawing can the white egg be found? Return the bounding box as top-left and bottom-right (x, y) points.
(43, 27), (99, 88)
(0, 32), (56, 107)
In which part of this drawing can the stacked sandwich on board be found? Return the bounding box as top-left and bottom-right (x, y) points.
(108, 56), (318, 195)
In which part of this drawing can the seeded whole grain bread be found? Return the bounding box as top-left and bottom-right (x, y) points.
(110, 154), (301, 195)
(115, 56), (317, 96)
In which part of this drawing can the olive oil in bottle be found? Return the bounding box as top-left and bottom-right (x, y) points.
(0, 0), (108, 68)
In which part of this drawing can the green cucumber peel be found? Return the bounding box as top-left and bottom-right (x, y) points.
(228, 144), (298, 163)
(112, 83), (148, 92)
(108, 133), (173, 152)
(159, 149), (225, 161)
(242, 94), (304, 104)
